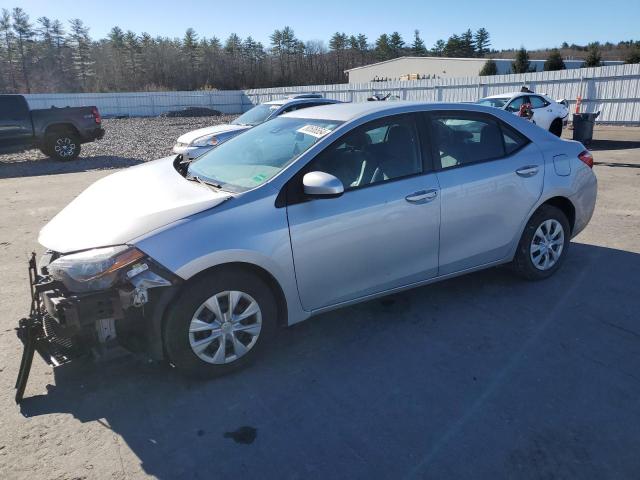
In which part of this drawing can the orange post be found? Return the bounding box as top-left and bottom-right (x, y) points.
(575, 95), (582, 114)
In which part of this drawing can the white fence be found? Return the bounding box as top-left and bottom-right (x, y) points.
(24, 63), (640, 124)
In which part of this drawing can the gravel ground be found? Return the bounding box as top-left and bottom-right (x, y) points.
(0, 116), (237, 179)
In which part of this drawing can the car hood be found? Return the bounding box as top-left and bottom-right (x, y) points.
(176, 123), (251, 144)
(39, 156), (232, 253)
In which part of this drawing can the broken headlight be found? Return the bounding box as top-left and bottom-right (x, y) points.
(48, 246), (145, 292)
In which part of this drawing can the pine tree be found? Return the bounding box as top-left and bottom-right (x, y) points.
(479, 58), (497, 76)
(432, 39), (445, 57)
(584, 43), (602, 67)
(625, 48), (640, 64)
(460, 29), (475, 57)
(68, 18), (93, 90)
(543, 48), (565, 71)
(389, 32), (405, 58)
(411, 30), (427, 56)
(374, 34), (392, 61)
(12, 7), (35, 93)
(0, 9), (18, 91)
(443, 34), (463, 57)
(512, 47), (532, 73)
(474, 28), (490, 57)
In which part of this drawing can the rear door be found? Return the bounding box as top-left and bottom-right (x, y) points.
(428, 110), (544, 275)
(0, 95), (33, 150)
(286, 113), (441, 311)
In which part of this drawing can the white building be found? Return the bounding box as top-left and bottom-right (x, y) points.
(344, 56), (624, 83)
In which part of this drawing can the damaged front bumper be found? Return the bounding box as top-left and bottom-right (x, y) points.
(14, 251), (179, 403)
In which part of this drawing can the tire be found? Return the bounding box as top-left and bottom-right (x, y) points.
(549, 119), (563, 137)
(46, 131), (81, 161)
(511, 205), (570, 280)
(163, 268), (278, 379)
(39, 145), (53, 157)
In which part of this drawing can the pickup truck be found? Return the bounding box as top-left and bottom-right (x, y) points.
(0, 94), (104, 161)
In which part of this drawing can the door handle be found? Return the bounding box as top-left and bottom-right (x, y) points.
(405, 189), (438, 204)
(515, 165), (539, 177)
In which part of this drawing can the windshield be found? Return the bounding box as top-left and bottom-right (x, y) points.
(231, 104), (282, 126)
(187, 117), (343, 192)
(476, 97), (509, 108)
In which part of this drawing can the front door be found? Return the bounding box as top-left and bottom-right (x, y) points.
(286, 113), (441, 311)
(428, 111), (544, 275)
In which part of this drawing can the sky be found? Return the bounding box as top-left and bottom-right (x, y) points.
(5, 0), (639, 51)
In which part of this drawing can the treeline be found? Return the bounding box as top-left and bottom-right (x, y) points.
(1, 6), (639, 93)
(0, 7), (495, 93)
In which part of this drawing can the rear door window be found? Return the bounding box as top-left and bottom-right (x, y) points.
(430, 112), (529, 169)
(529, 96), (550, 109)
(505, 96), (528, 113)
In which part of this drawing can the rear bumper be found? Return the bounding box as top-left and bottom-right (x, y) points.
(81, 127), (105, 142)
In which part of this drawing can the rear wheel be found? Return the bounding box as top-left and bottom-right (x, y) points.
(549, 118), (563, 137)
(46, 131), (81, 161)
(512, 205), (570, 280)
(164, 269), (277, 378)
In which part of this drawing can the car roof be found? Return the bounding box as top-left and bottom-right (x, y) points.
(484, 91), (548, 100)
(263, 97), (341, 107)
(282, 101), (518, 122)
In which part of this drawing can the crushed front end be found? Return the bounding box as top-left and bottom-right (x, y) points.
(15, 247), (180, 403)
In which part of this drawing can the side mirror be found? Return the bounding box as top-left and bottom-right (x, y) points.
(303, 171), (344, 197)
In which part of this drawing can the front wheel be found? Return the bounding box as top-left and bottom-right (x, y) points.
(512, 205), (570, 280)
(164, 269), (278, 378)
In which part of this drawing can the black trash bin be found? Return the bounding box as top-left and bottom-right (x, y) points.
(572, 111), (600, 144)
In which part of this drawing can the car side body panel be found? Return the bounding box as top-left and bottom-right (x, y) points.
(132, 185), (310, 326)
(132, 103), (596, 328)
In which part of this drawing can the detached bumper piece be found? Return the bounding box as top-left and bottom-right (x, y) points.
(14, 253), (86, 404)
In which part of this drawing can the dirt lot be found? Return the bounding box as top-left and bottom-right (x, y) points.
(0, 124), (639, 479)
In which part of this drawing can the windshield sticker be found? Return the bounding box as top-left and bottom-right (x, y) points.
(297, 124), (332, 139)
(252, 173), (268, 183)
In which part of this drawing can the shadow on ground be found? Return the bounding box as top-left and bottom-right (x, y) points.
(0, 156), (143, 179)
(588, 138), (640, 151)
(17, 243), (640, 478)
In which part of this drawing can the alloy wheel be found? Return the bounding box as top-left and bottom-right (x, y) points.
(188, 290), (262, 364)
(54, 137), (77, 158)
(530, 219), (565, 270)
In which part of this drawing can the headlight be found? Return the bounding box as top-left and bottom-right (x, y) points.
(49, 246), (145, 292)
(191, 134), (219, 147)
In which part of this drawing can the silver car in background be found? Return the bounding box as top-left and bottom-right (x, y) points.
(172, 94), (342, 159)
(16, 101), (597, 397)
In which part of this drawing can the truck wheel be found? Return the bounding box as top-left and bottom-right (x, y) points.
(39, 146), (53, 157)
(549, 119), (563, 137)
(163, 269), (278, 379)
(47, 132), (81, 161)
(511, 205), (570, 280)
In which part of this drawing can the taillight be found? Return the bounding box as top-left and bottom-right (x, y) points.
(92, 107), (102, 124)
(578, 150), (593, 168)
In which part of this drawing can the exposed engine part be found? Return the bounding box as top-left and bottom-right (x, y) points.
(126, 268), (173, 308)
(95, 317), (117, 343)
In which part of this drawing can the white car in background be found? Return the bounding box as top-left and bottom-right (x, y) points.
(173, 95), (342, 159)
(477, 92), (569, 137)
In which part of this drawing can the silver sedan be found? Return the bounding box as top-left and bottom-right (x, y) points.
(29, 101), (597, 382)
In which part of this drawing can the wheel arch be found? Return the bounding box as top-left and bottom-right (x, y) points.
(148, 261), (290, 361)
(508, 194), (577, 262)
(43, 122), (80, 139)
(184, 262), (289, 328)
(540, 195), (576, 234)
